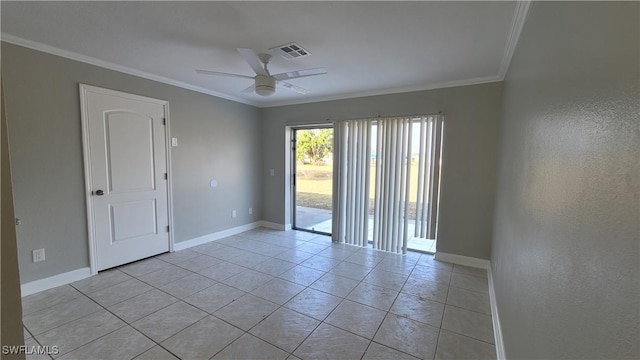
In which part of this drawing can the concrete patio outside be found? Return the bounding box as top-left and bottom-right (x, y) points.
(294, 206), (436, 253)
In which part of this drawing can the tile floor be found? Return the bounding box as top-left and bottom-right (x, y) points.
(22, 227), (496, 360)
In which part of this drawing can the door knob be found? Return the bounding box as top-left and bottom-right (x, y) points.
(95, 190), (104, 196)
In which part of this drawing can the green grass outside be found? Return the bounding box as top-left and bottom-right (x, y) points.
(296, 163), (427, 218)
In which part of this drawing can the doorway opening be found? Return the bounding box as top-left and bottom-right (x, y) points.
(291, 127), (333, 235)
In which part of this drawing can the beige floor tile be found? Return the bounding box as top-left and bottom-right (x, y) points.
(278, 265), (326, 286)
(390, 292), (446, 327)
(346, 282), (399, 311)
(325, 300), (386, 339)
(309, 273), (360, 298)
(362, 342), (420, 360)
(85, 278), (153, 307)
(155, 249), (200, 264)
(446, 286), (491, 315)
(159, 273), (217, 299)
(435, 330), (496, 360)
(300, 255), (342, 271)
(410, 265), (452, 285)
(213, 294), (279, 330)
(284, 288), (341, 320)
(209, 246), (252, 261)
(221, 269), (274, 292)
(249, 307), (320, 352)
(58, 326), (154, 360)
(273, 249), (315, 264)
(453, 264), (488, 278)
(251, 258), (297, 276)
(118, 258), (173, 277)
(197, 261), (247, 281)
(416, 255), (453, 271)
(35, 310), (125, 357)
(107, 289), (178, 323)
(212, 333), (289, 360)
(22, 285), (83, 316)
(442, 305), (495, 344)
(137, 265), (192, 287)
(131, 302), (207, 342)
(227, 252), (271, 268)
(401, 277), (449, 303)
(344, 252), (384, 268)
(70, 270), (132, 294)
(330, 261), (373, 281)
(450, 272), (489, 293)
(293, 323), (370, 360)
(161, 316), (243, 359)
(295, 242), (330, 254)
(183, 283), (246, 313)
(189, 241), (227, 255)
(363, 268), (409, 291)
(24, 336), (52, 360)
(373, 313), (439, 359)
(23, 296), (101, 335)
(173, 254), (224, 272)
(318, 247), (354, 261)
(134, 346), (178, 359)
(250, 278), (306, 305)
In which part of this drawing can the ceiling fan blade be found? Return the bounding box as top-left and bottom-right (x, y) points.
(195, 69), (254, 79)
(237, 48), (268, 76)
(272, 68), (327, 81)
(278, 81), (310, 95)
(241, 84), (256, 93)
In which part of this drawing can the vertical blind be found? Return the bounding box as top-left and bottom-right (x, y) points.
(332, 114), (443, 254)
(332, 119), (372, 247)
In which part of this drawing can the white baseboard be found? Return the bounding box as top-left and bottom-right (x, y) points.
(174, 221), (263, 251)
(434, 252), (490, 269)
(21, 267), (91, 297)
(488, 266), (506, 359)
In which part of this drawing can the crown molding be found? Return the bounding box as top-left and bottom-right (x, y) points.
(1, 33), (258, 107)
(259, 75), (503, 108)
(498, 0), (532, 79)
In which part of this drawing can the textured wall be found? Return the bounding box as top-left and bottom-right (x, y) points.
(492, 2), (639, 359)
(2, 43), (263, 283)
(262, 82), (503, 260)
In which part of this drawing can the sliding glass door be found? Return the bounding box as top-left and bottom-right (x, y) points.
(292, 127), (334, 235)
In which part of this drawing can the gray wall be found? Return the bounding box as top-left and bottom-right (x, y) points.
(491, 2), (639, 359)
(262, 82), (503, 259)
(2, 43), (263, 283)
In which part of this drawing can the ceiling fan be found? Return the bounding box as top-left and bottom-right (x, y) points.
(196, 48), (327, 96)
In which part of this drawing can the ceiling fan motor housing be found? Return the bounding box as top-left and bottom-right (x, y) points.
(255, 75), (276, 96)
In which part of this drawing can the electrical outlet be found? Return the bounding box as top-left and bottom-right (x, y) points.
(232, 210), (236, 218)
(32, 248), (45, 262)
(249, 207), (252, 215)
(270, 169), (275, 176)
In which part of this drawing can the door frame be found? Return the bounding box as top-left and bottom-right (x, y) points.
(290, 124), (333, 236)
(79, 84), (174, 275)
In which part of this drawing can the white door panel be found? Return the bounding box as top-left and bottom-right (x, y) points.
(82, 87), (170, 271)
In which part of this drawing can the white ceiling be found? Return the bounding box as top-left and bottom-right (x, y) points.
(1, 1), (527, 108)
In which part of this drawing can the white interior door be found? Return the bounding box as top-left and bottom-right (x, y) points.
(81, 85), (170, 271)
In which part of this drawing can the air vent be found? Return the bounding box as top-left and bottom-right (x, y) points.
(270, 42), (311, 60)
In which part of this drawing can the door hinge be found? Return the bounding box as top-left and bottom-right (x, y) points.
(166, 225), (170, 232)
(162, 118), (166, 125)
(164, 173), (168, 180)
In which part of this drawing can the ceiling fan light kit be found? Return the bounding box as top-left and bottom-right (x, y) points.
(255, 75), (276, 96)
(196, 47), (327, 97)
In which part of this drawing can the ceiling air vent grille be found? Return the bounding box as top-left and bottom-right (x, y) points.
(270, 42), (311, 60)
